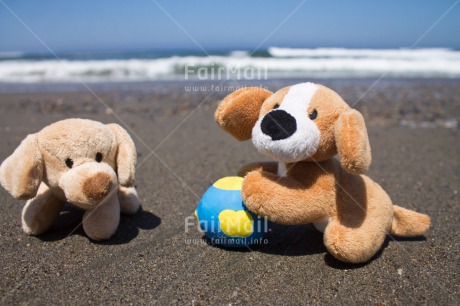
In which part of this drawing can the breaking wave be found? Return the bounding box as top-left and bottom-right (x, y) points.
(0, 47), (459, 83)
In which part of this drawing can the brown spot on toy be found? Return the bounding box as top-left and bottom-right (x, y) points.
(83, 172), (113, 201)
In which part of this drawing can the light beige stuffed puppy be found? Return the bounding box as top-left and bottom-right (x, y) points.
(215, 82), (430, 264)
(0, 118), (140, 240)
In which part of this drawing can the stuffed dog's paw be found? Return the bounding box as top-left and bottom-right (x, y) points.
(241, 171), (267, 215)
(118, 186), (141, 215)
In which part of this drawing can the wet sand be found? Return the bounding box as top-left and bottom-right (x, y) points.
(0, 79), (458, 304)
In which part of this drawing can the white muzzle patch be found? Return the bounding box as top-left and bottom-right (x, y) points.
(252, 82), (320, 163)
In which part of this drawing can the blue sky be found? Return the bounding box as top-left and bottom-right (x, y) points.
(0, 0), (459, 53)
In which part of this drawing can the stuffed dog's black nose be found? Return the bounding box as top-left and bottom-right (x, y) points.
(261, 110), (297, 141)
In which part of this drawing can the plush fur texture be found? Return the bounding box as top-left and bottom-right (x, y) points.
(0, 118), (140, 241)
(215, 82), (430, 264)
(215, 87), (273, 141)
(252, 83), (321, 162)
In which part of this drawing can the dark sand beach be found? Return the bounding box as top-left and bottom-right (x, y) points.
(0, 78), (459, 304)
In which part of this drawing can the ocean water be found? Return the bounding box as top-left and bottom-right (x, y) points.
(0, 47), (459, 83)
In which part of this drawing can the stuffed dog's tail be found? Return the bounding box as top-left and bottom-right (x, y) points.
(390, 205), (430, 237)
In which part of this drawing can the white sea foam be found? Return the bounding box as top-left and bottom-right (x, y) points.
(229, 50), (250, 58)
(0, 48), (459, 83)
(268, 47), (460, 60)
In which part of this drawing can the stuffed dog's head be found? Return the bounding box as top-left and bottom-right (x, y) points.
(215, 82), (371, 174)
(0, 119), (136, 209)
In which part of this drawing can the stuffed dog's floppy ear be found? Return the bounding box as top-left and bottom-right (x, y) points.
(215, 87), (273, 141)
(0, 134), (43, 199)
(107, 124), (137, 187)
(334, 109), (371, 174)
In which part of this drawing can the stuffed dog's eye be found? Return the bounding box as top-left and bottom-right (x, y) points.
(65, 158), (73, 168)
(273, 103), (280, 109)
(309, 109), (318, 120)
(95, 152), (103, 162)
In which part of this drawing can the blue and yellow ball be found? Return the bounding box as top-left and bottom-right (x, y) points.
(195, 176), (270, 247)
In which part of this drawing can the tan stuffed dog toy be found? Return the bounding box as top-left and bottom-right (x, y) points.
(215, 82), (430, 263)
(0, 118), (140, 241)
